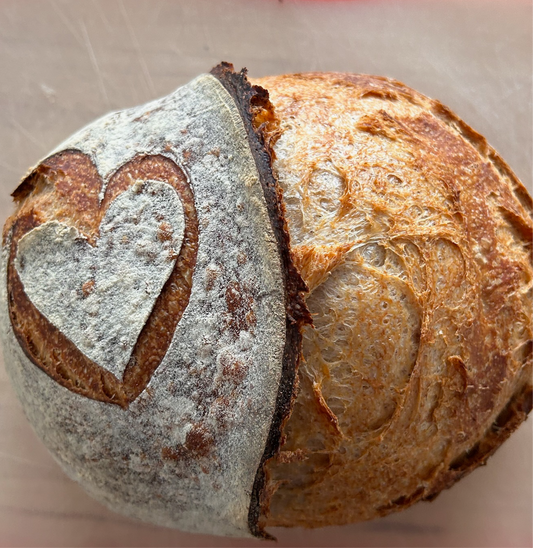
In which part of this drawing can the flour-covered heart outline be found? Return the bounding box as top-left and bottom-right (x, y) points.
(15, 180), (185, 380)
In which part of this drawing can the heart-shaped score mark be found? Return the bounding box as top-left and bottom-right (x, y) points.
(16, 180), (185, 380)
(7, 152), (198, 407)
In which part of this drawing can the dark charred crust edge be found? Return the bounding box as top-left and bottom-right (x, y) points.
(211, 62), (312, 540)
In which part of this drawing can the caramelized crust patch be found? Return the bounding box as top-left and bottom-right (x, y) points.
(252, 72), (533, 528)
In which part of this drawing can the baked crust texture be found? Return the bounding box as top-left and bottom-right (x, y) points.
(1, 72), (295, 537)
(253, 73), (533, 527)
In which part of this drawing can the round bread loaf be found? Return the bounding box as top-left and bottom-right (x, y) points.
(1, 66), (531, 537)
(252, 73), (533, 528)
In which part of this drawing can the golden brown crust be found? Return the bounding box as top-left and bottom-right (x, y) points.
(6, 151), (198, 407)
(252, 72), (533, 527)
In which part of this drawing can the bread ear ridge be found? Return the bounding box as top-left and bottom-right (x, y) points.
(210, 62), (311, 539)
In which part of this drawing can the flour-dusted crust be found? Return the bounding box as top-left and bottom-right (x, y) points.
(15, 180), (184, 379)
(6, 153), (198, 406)
(1, 69), (308, 538)
(252, 73), (533, 527)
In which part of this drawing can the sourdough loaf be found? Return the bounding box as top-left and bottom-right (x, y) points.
(1, 66), (531, 536)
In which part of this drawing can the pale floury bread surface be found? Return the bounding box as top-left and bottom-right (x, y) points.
(252, 73), (533, 527)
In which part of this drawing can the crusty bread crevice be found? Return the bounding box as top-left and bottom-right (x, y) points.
(211, 63), (312, 538)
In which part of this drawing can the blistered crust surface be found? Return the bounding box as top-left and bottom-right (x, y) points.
(253, 73), (533, 527)
(1, 75), (286, 537)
